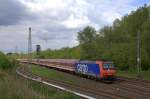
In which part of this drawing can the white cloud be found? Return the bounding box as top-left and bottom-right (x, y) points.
(102, 11), (122, 24)
(19, 0), (71, 19)
(62, 14), (90, 29)
(0, 0), (149, 52)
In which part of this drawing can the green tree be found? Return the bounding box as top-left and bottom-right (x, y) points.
(78, 26), (97, 59)
(0, 52), (12, 69)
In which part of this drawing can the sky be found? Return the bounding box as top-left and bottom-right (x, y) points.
(0, 0), (150, 53)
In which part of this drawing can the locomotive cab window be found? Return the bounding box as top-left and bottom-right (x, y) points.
(103, 63), (114, 70)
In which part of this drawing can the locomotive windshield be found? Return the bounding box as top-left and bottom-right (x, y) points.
(103, 63), (114, 69)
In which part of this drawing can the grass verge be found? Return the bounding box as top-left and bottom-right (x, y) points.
(117, 69), (150, 80)
(31, 65), (80, 84)
(0, 67), (82, 99)
(32, 65), (150, 83)
(32, 64), (150, 81)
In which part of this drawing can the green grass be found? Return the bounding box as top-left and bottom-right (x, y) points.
(0, 52), (82, 99)
(0, 68), (82, 99)
(117, 69), (150, 80)
(32, 64), (150, 81)
(29, 80), (82, 99)
(31, 65), (77, 84)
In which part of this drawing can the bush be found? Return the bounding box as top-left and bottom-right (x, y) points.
(141, 64), (150, 71)
(0, 52), (12, 69)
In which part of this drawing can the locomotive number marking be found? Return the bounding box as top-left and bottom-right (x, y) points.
(77, 64), (88, 73)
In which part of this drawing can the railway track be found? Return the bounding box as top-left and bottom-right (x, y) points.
(118, 76), (150, 86)
(111, 83), (150, 97)
(17, 65), (132, 99)
(17, 61), (150, 99)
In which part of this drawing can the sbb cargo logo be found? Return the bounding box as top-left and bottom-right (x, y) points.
(77, 64), (88, 73)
